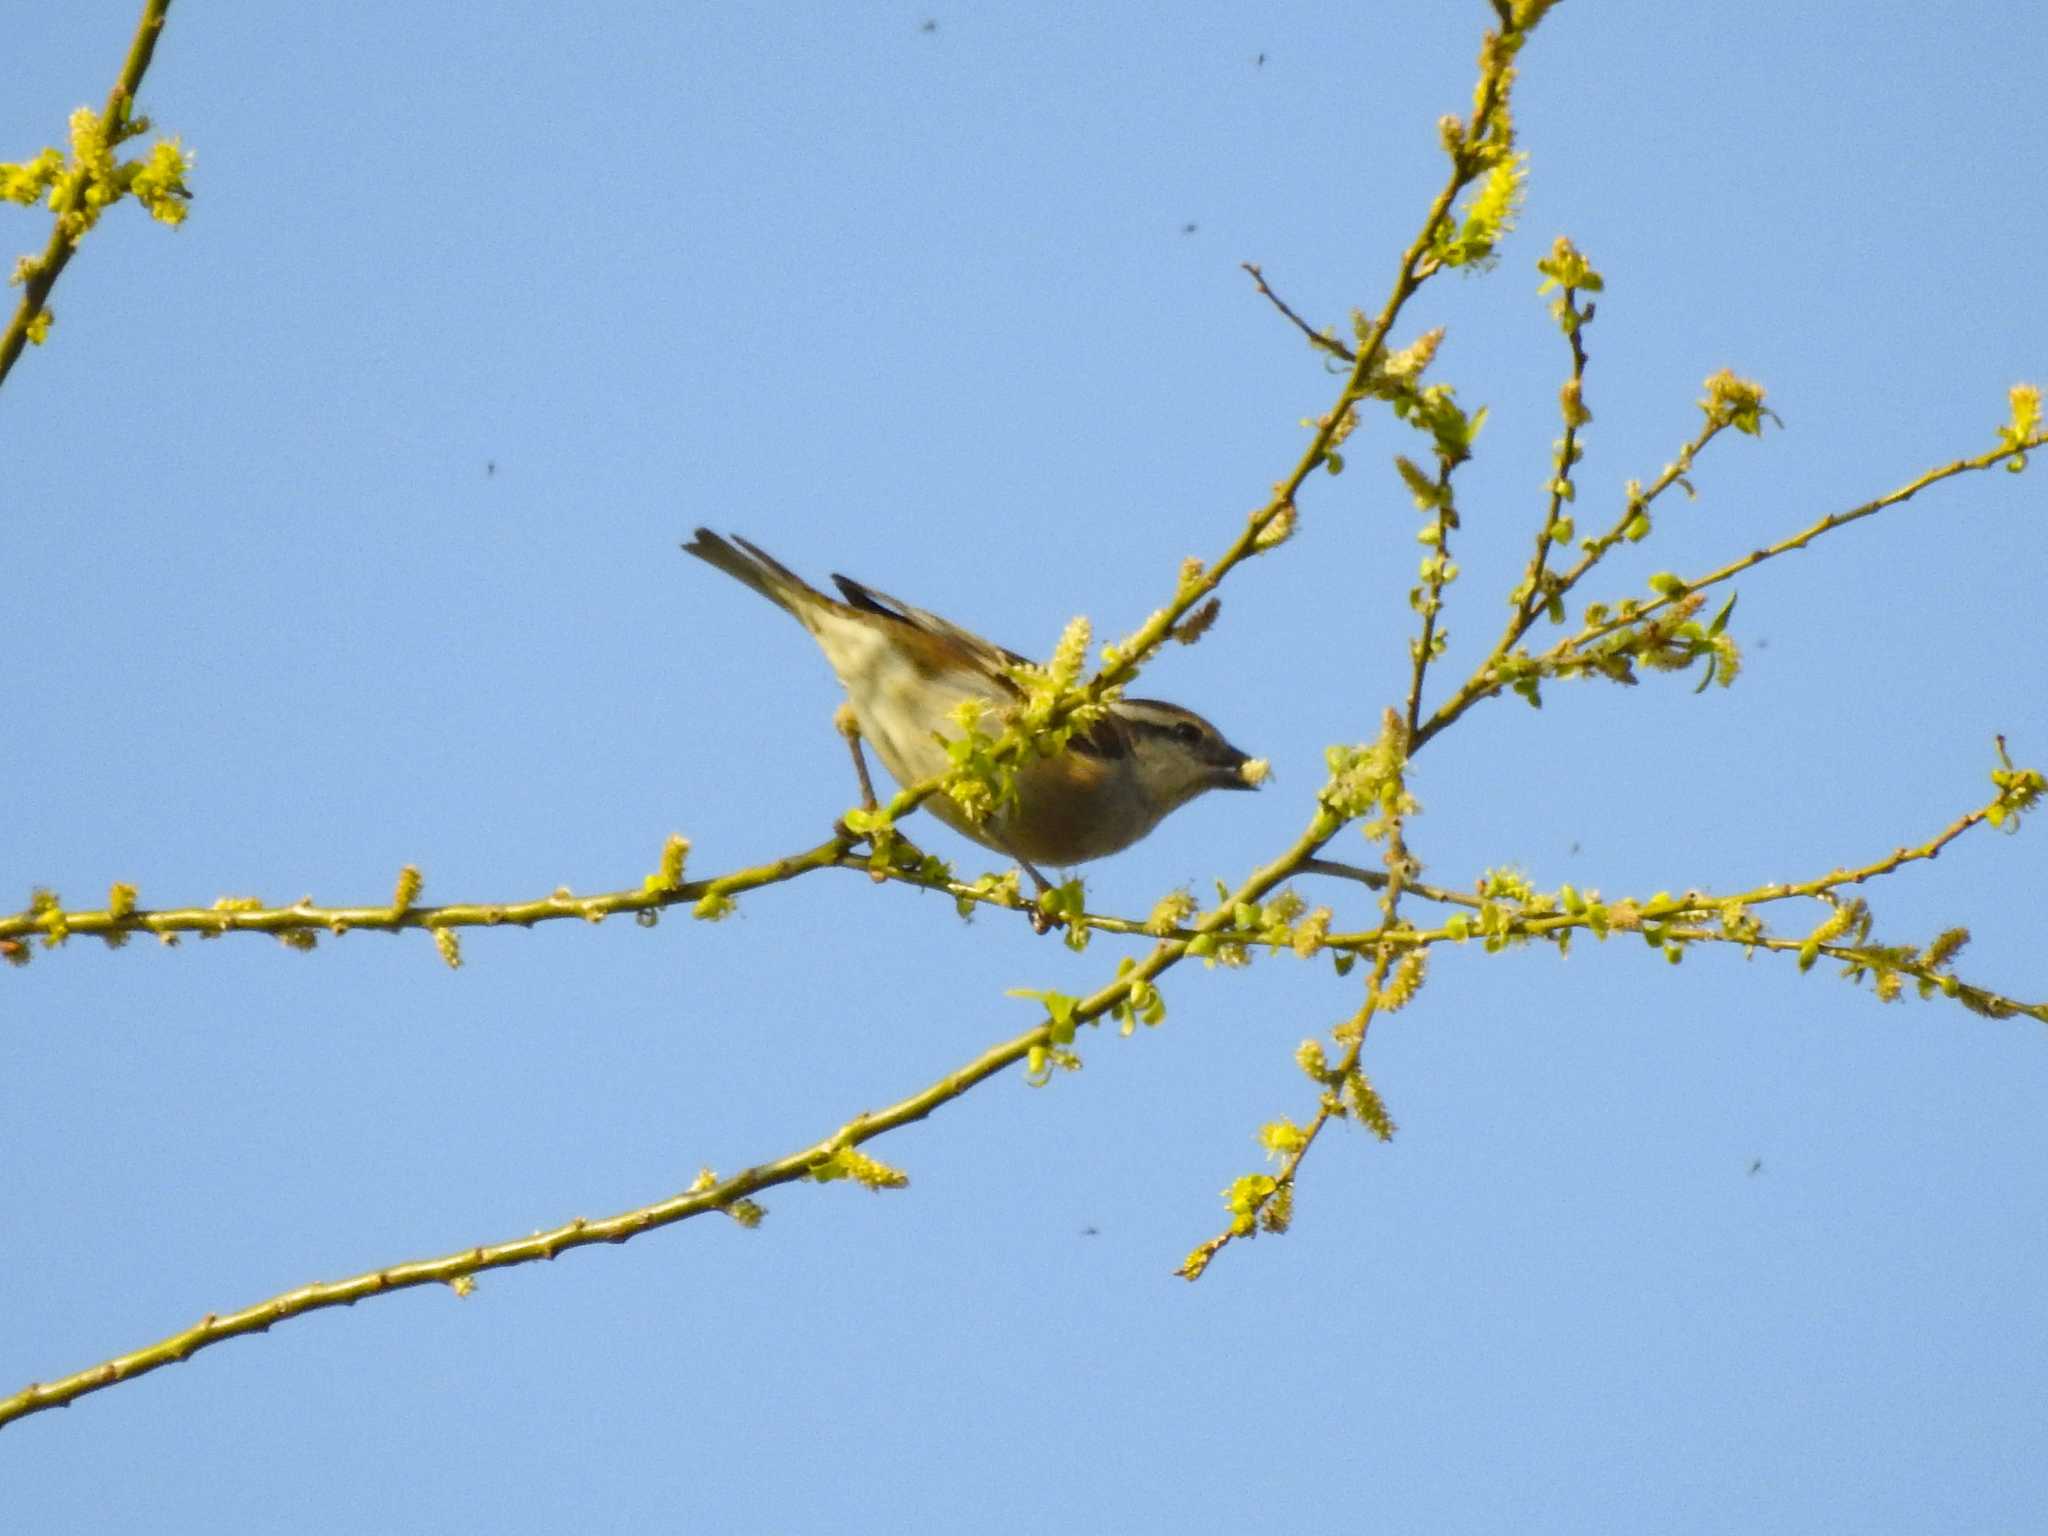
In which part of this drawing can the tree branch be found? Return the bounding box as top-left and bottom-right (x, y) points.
(0, 0), (176, 390)
(0, 1005), (1053, 1428)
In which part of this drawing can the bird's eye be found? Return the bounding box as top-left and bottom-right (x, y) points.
(1172, 720), (1204, 747)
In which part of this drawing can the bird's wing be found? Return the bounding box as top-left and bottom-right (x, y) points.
(830, 573), (1032, 682)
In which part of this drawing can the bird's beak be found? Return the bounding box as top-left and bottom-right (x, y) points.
(1213, 750), (1265, 790)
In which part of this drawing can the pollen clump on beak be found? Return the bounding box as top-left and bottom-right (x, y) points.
(1239, 757), (1271, 788)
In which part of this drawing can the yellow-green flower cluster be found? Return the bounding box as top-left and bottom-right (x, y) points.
(1987, 748), (2043, 830)
(1170, 596), (1221, 646)
(807, 1147), (909, 1191)
(690, 1168), (769, 1227)
(1109, 956), (1167, 1036)
(1038, 877), (1091, 952)
(1999, 382), (2040, 472)
(1530, 589), (1741, 696)
(28, 887), (69, 948)
(26, 109), (193, 237)
(1373, 326), (1446, 388)
(1220, 1172), (1280, 1237)
(0, 147), (63, 207)
(1259, 1118), (1308, 1159)
(1371, 950), (1427, 1013)
(66, 106), (117, 231)
(1796, 898), (1867, 972)
(1535, 235), (1604, 332)
(953, 868), (1022, 921)
(1008, 614), (1108, 744)
(1009, 988), (1084, 1085)
(1145, 887), (1198, 936)
(1293, 1017), (1399, 1142)
(1700, 369), (1771, 436)
(692, 891), (737, 922)
(1346, 1071), (1397, 1141)
(127, 137), (191, 227)
(1320, 713), (1415, 841)
(644, 834), (690, 895)
(938, 698), (1014, 828)
(1432, 150), (1528, 271)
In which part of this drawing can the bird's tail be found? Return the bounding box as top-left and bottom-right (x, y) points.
(681, 529), (829, 626)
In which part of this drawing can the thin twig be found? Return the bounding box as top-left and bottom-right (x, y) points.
(1182, 798), (1418, 1276)
(1509, 290), (1593, 630)
(1241, 262), (1355, 362)
(1404, 459), (1459, 738)
(1557, 436), (2044, 654)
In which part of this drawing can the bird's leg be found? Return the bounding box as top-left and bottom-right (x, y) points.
(998, 845), (1061, 935)
(830, 703), (1057, 930)
(1015, 856), (1055, 899)
(830, 704), (892, 884)
(834, 701), (880, 812)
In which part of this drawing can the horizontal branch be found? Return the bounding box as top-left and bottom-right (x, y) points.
(0, 827), (1475, 965)
(1, 835), (850, 955)
(1321, 787), (2044, 1020)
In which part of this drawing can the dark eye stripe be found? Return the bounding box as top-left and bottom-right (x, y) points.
(1067, 715), (1131, 760)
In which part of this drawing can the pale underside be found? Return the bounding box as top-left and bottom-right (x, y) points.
(809, 609), (1165, 866)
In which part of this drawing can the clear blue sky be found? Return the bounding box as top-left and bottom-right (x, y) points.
(5, 3), (2044, 1529)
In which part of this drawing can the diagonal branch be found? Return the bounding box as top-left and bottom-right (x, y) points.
(1087, 29), (1527, 704)
(1417, 430), (2044, 752)
(0, 0), (175, 391)
(1554, 435), (2045, 656)
(0, 1006), (1055, 1429)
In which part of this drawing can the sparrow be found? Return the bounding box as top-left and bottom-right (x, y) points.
(684, 530), (1258, 879)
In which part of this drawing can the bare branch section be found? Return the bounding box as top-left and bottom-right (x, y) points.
(0, 0), (180, 389)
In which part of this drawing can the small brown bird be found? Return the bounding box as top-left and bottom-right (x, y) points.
(684, 530), (1259, 876)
